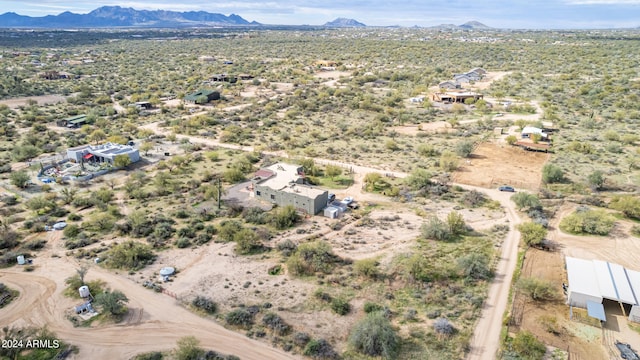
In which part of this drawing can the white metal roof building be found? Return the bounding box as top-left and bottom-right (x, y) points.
(566, 256), (640, 323)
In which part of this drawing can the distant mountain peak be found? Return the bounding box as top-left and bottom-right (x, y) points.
(459, 21), (492, 29)
(324, 18), (366, 27)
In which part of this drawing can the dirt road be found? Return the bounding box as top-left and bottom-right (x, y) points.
(464, 186), (523, 360)
(0, 232), (298, 360)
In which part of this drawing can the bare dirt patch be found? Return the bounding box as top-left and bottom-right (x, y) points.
(453, 142), (549, 191)
(389, 121), (452, 136)
(0, 95), (66, 109)
(468, 71), (513, 91)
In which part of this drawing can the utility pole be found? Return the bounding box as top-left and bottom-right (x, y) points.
(217, 177), (222, 210)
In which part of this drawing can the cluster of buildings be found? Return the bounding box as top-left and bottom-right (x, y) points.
(432, 68), (486, 104)
(438, 67), (487, 89)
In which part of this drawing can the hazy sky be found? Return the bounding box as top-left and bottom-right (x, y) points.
(0, 0), (639, 29)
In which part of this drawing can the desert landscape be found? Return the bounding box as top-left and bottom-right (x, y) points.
(1, 21), (640, 360)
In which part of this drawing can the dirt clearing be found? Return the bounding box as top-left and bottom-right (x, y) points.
(453, 142), (549, 191)
(0, 95), (66, 109)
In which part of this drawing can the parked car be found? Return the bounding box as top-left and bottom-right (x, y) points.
(341, 196), (354, 205)
(499, 185), (515, 192)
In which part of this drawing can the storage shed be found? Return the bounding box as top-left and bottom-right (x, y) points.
(566, 256), (640, 323)
(324, 206), (340, 219)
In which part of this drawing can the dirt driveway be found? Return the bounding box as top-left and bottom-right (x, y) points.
(0, 232), (298, 360)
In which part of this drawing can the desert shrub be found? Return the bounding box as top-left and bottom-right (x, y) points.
(609, 195), (640, 219)
(404, 168), (432, 191)
(511, 192), (541, 210)
(364, 302), (385, 313)
(287, 240), (339, 276)
(225, 308), (254, 328)
(421, 216), (451, 241)
(303, 339), (338, 359)
(62, 224), (81, 239)
(133, 352), (164, 360)
(233, 228), (263, 255)
(446, 211), (467, 236)
(457, 253), (492, 281)
(0, 230), (20, 250)
(104, 240), (156, 271)
(270, 205), (300, 230)
(262, 312), (291, 335)
(353, 258), (379, 279)
(517, 222), (547, 247)
(418, 144), (439, 157)
(67, 213), (82, 221)
(462, 190), (486, 207)
(242, 207), (268, 224)
(191, 296), (217, 314)
(455, 140), (474, 158)
(94, 289), (128, 316)
(293, 332), (311, 346)
(217, 220), (243, 242)
(177, 226), (196, 239)
(349, 311), (399, 359)
(517, 277), (557, 301)
(24, 238), (46, 250)
(276, 239), (297, 256)
(330, 297), (351, 315)
(511, 331), (546, 360)
(559, 208), (615, 235)
(527, 207), (549, 228)
(174, 237), (192, 250)
(542, 164), (564, 183)
(175, 336), (204, 360)
(433, 317), (456, 337)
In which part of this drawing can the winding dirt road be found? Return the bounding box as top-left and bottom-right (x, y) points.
(0, 232), (298, 360)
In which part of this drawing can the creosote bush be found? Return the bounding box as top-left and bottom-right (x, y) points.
(516, 277), (557, 301)
(303, 339), (338, 359)
(348, 311), (399, 359)
(191, 296), (217, 314)
(225, 308), (254, 328)
(559, 208), (615, 235)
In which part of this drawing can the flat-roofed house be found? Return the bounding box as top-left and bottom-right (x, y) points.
(67, 142), (140, 165)
(252, 163), (328, 215)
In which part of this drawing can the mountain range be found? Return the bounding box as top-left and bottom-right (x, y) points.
(0, 6), (257, 28)
(0, 6), (492, 29)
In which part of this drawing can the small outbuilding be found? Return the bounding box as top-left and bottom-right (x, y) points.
(159, 267), (175, 277)
(184, 89), (221, 104)
(324, 206), (340, 219)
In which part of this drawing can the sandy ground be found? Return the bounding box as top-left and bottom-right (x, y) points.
(389, 121), (453, 136)
(468, 71), (513, 91)
(0, 230), (298, 360)
(453, 142), (549, 191)
(0, 95), (66, 109)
